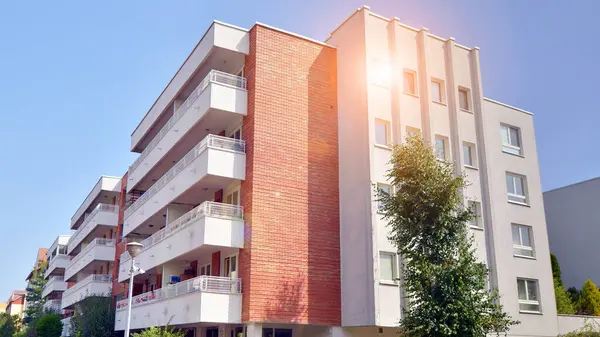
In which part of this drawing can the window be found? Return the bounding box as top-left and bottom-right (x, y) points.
(379, 252), (398, 283)
(431, 78), (444, 103)
(500, 124), (522, 155)
(376, 183), (391, 212)
(199, 263), (211, 276)
(435, 136), (447, 160)
(375, 119), (390, 146)
(463, 142), (476, 167)
(262, 328), (293, 337)
(512, 224), (534, 257)
(403, 70), (417, 95)
(223, 255), (238, 278)
(468, 201), (482, 228)
(458, 87), (470, 111)
(517, 279), (540, 312)
(225, 190), (240, 206)
(506, 173), (527, 204)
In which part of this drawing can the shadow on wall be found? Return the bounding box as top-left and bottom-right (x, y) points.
(265, 272), (307, 323)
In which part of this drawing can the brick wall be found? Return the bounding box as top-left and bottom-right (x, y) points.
(240, 24), (340, 326)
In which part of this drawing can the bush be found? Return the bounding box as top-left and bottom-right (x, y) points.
(0, 313), (16, 337)
(556, 279), (576, 314)
(579, 279), (600, 316)
(35, 314), (62, 337)
(132, 326), (185, 337)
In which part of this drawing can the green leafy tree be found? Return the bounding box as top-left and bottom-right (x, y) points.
(132, 326), (186, 337)
(0, 313), (16, 337)
(579, 279), (600, 316)
(379, 135), (518, 337)
(569, 287), (582, 305)
(35, 314), (62, 337)
(69, 296), (117, 337)
(24, 260), (48, 336)
(551, 253), (563, 286)
(551, 253), (575, 314)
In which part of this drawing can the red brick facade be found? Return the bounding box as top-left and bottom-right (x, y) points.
(240, 25), (340, 325)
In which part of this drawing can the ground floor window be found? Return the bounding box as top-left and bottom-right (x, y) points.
(262, 328), (292, 337)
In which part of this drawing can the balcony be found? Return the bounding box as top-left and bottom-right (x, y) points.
(43, 299), (62, 312)
(123, 134), (246, 237)
(61, 274), (112, 309)
(67, 204), (118, 255)
(61, 317), (72, 336)
(42, 276), (67, 298)
(44, 255), (70, 279)
(128, 70), (247, 192)
(64, 239), (116, 281)
(114, 275), (241, 331)
(119, 202), (244, 282)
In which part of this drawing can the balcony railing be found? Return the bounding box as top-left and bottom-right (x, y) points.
(121, 201), (243, 263)
(124, 134), (245, 219)
(69, 204), (118, 248)
(62, 274), (112, 299)
(130, 70), (247, 173)
(47, 275), (64, 284)
(116, 275), (241, 312)
(45, 254), (70, 278)
(43, 299), (62, 310)
(65, 238), (115, 276)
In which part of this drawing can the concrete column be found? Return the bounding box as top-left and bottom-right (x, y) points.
(416, 28), (433, 144)
(245, 323), (262, 337)
(443, 37), (465, 177)
(387, 17), (402, 145)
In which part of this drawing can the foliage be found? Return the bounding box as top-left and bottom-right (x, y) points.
(551, 254), (563, 287)
(560, 318), (600, 336)
(132, 325), (186, 337)
(379, 134), (518, 337)
(569, 287), (583, 306)
(551, 253), (575, 314)
(24, 260), (48, 336)
(35, 314), (62, 337)
(579, 279), (600, 316)
(70, 296), (117, 337)
(0, 313), (16, 337)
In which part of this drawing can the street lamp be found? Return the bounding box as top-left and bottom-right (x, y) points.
(125, 242), (144, 337)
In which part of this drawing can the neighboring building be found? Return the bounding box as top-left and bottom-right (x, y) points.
(5, 291), (26, 320)
(60, 176), (120, 336)
(106, 5), (559, 337)
(544, 177), (600, 289)
(0, 302), (6, 313)
(41, 235), (71, 313)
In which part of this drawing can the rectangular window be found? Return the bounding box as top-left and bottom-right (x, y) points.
(403, 70), (417, 95)
(500, 124), (522, 155)
(512, 224), (534, 257)
(431, 78), (444, 103)
(377, 183), (391, 212)
(375, 119), (390, 147)
(506, 173), (527, 204)
(463, 142), (476, 167)
(458, 87), (470, 110)
(379, 251), (398, 283)
(468, 201), (482, 228)
(517, 279), (540, 312)
(435, 136), (447, 160)
(263, 328), (293, 337)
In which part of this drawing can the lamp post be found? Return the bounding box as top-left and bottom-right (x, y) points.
(125, 242), (144, 337)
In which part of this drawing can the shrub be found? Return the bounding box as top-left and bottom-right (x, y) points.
(579, 279), (600, 316)
(35, 314), (62, 337)
(555, 279), (576, 314)
(132, 326), (186, 337)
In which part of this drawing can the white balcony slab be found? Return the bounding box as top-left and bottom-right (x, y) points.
(71, 176), (120, 229)
(67, 204), (118, 255)
(64, 239), (116, 281)
(131, 22), (249, 152)
(127, 71), (247, 192)
(44, 255), (70, 279)
(43, 299), (62, 312)
(61, 274), (112, 309)
(119, 202), (243, 282)
(114, 276), (241, 331)
(123, 135), (246, 237)
(42, 277), (67, 298)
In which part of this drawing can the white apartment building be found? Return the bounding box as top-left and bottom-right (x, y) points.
(60, 176), (120, 335)
(42, 235), (71, 313)
(328, 6), (558, 337)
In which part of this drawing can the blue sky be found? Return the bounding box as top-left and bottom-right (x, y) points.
(0, 0), (597, 298)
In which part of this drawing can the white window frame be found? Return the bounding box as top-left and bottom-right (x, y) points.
(500, 124), (523, 156)
(224, 188), (240, 206)
(517, 278), (541, 313)
(403, 69), (418, 96)
(506, 173), (528, 205)
(376, 183), (392, 213)
(467, 200), (483, 229)
(222, 253), (239, 278)
(262, 328), (294, 337)
(463, 142), (476, 168)
(375, 119), (391, 148)
(431, 78), (445, 104)
(199, 263), (212, 276)
(379, 251), (399, 285)
(435, 136), (448, 160)
(512, 224), (535, 258)
(458, 87), (471, 111)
